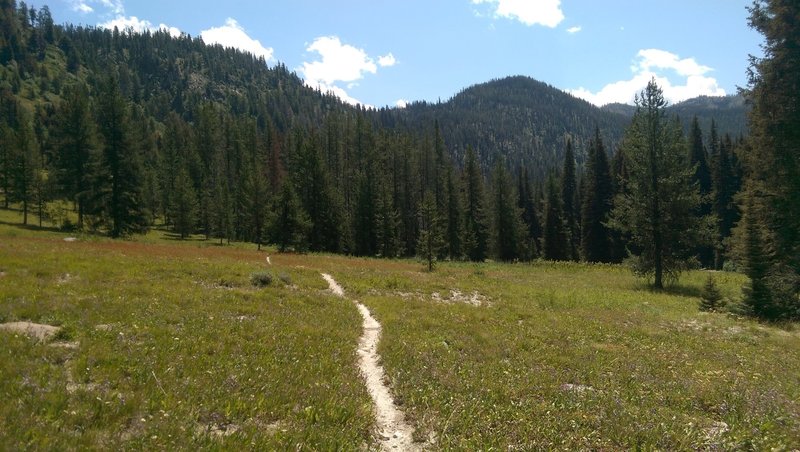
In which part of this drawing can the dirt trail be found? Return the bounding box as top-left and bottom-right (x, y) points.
(321, 273), (421, 451)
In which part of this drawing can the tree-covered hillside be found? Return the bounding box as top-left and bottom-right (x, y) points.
(0, 1), (752, 277)
(391, 76), (631, 177)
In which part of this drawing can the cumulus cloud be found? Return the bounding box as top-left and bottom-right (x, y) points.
(569, 49), (725, 106)
(70, 0), (94, 13)
(300, 36), (395, 107)
(395, 99), (409, 108)
(378, 53), (397, 67)
(99, 16), (181, 37)
(92, 0), (180, 37)
(200, 18), (274, 62)
(472, 0), (564, 28)
(100, 0), (124, 15)
(566, 26), (581, 34)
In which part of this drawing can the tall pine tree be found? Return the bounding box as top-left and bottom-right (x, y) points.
(543, 173), (569, 261)
(609, 80), (705, 289)
(94, 75), (148, 237)
(462, 146), (489, 262)
(561, 139), (579, 261)
(736, 0), (800, 318)
(580, 127), (613, 263)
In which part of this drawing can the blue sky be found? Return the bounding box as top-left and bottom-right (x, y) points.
(28, 0), (762, 108)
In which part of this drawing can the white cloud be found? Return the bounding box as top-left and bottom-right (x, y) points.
(395, 99), (408, 108)
(70, 1), (94, 13)
(200, 18), (274, 62)
(378, 53), (397, 67)
(99, 16), (181, 37)
(566, 26), (581, 34)
(569, 49), (725, 106)
(300, 36), (394, 107)
(472, 0), (564, 28)
(100, 0), (124, 15)
(302, 36), (376, 85)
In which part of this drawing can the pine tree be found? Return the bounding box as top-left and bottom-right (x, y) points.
(416, 190), (445, 271)
(9, 110), (38, 225)
(462, 146), (489, 262)
(294, 132), (342, 253)
(737, 0), (800, 318)
(444, 168), (463, 259)
(94, 75), (148, 237)
(688, 116), (714, 267)
(518, 166), (541, 259)
(580, 127), (613, 263)
(52, 84), (97, 228)
(270, 180), (310, 252)
(240, 160), (270, 250)
(543, 174), (569, 261)
(699, 275), (724, 312)
(561, 139), (579, 261)
(608, 79), (705, 289)
(490, 159), (525, 261)
(741, 192), (775, 318)
(169, 165), (197, 239)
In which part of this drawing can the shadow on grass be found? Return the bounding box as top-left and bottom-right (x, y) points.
(0, 219), (63, 234)
(634, 281), (703, 298)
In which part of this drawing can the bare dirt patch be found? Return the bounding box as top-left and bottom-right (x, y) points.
(322, 273), (422, 451)
(0, 321), (62, 341)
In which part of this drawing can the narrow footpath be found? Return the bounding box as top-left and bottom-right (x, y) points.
(321, 273), (421, 451)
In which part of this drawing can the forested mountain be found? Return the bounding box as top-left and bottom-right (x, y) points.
(389, 76), (631, 177)
(0, 1), (751, 274)
(603, 95), (748, 137)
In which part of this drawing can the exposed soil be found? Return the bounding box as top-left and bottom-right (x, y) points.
(0, 321), (61, 341)
(321, 273), (421, 451)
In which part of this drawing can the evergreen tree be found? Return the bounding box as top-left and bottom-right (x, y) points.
(0, 122), (11, 209)
(94, 75), (148, 237)
(9, 110), (37, 225)
(580, 127), (613, 263)
(688, 116), (714, 267)
(699, 275), (724, 312)
(741, 192), (775, 318)
(737, 0), (800, 318)
(168, 165), (197, 239)
(518, 166), (541, 258)
(608, 80), (705, 289)
(269, 180), (310, 252)
(375, 180), (402, 258)
(52, 83), (97, 228)
(294, 132), (341, 253)
(416, 190), (445, 271)
(444, 167), (463, 259)
(543, 174), (569, 261)
(710, 127), (741, 269)
(240, 160), (270, 250)
(490, 159), (525, 261)
(561, 139), (579, 260)
(462, 146), (489, 262)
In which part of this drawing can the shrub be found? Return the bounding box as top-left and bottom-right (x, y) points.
(699, 275), (725, 312)
(250, 271), (273, 288)
(278, 272), (292, 285)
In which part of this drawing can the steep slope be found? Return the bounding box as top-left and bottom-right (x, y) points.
(389, 76), (631, 177)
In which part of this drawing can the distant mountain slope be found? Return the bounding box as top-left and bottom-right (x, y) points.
(668, 95), (749, 137)
(386, 77), (747, 178)
(389, 76), (630, 177)
(602, 96), (748, 137)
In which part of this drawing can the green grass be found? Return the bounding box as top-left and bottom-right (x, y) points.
(0, 209), (372, 450)
(1, 206), (799, 449)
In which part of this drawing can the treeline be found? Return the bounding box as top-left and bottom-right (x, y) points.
(0, 0), (796, 319)
(0, 0), (745, 265)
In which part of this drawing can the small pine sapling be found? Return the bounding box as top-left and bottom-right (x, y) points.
(699, 275), (725, 312)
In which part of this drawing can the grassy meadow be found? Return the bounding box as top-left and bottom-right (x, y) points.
(1, 207), (799, 450)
